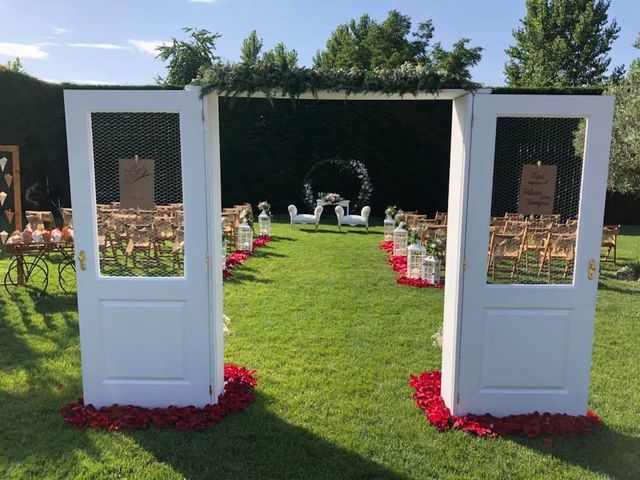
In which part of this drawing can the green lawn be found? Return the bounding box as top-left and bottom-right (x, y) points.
(1, 219), (639, 479)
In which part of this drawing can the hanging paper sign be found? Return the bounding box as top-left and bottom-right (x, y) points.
(118, 158), (155, 210)
(517, 164), (557, 215)
(4, 173), (12, 188)
(0, 157), (7, 172)
(5, 209), (14, 224)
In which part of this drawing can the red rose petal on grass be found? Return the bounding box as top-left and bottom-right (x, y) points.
(223, 235), (272, 279)
(409, 370), (602, 438)
(59, 363), (256, 431)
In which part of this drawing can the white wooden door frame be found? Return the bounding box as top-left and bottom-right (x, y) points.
(441, 93), (615, 416)
(65, 88), (224, 408)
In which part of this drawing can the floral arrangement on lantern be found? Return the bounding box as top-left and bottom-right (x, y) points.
(384, 205), (398, 218)
(321, 192), (343, 203)
(257, 201), (271, 216)
(422, 237), (445, 284)
(394, 209), (406, 226)
(257, 200), (272, 236)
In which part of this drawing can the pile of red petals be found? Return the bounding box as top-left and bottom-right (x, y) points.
(223, 235), (272, 278)
(59, 364), (257, 431)
(379, 241), (443, 289)
(409, 370), (602, 439)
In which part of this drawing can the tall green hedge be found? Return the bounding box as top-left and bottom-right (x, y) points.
(1, 70), (637, 224)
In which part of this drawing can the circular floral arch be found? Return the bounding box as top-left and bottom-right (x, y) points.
(302, 158), (373, 209)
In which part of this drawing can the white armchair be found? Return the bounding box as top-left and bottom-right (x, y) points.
(335, 205), (371, 232)
(288, 205), (323, 231)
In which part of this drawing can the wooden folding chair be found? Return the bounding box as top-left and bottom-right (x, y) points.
(601, 225), (621, 265)
(538, 233), (576, 282)
(487, 232), (525, 282)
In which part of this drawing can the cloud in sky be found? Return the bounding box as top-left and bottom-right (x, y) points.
(128, 39), (166, 55)
(68, 43), (128, 50)
(53, 27), (69, 35)
(0, 42), (49, 59)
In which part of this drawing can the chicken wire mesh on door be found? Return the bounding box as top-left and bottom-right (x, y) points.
(90, 112), (185, 277)
(486, 117), (585, 285)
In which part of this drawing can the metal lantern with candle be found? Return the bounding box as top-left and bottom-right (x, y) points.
(393, 222), (408, 256)
(422, 237), (444, 284)
(407, 241), (426, 279)
(383, 205), (397, 240)
(237, 218), (253, 252)
(257, 201), (271, 237)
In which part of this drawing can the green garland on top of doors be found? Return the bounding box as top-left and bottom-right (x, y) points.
(196, 62), (479, 99)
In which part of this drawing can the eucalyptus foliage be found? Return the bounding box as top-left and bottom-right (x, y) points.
(198, 61), (478, 98)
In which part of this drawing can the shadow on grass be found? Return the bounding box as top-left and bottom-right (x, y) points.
(127, 391), (408, 480)
(512, 424), (640, 480)
(597, 280), (640, 295)
(225, 271), (274, 284)
(299, 228), (345, 234)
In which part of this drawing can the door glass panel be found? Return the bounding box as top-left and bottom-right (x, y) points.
(91, 112), (185, 277)
(486, 117), (586, 285)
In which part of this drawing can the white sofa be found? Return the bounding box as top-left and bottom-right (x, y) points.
(288, 205), (323, 230)
(335, 205), (371, 232)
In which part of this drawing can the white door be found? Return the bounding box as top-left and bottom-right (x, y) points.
(64, 89), (220, 408)
(454, 94), (614, 416)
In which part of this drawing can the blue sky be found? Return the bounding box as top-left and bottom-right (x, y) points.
(1, 0), (638, 86)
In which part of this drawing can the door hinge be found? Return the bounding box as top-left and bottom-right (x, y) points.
(201, 109), (205, 122)
(209, 385), (212, 395)
(456, 392), (461, 404)
(463, 259), (468, 271)
(205, 253), (210, 264)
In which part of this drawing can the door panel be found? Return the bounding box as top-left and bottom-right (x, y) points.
(64, 89), (215, 408)
(456, 94), (614, 416)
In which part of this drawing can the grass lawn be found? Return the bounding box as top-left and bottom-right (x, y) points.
(1, 219), (639, 479)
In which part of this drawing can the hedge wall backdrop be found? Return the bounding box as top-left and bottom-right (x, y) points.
(1, 70), (638, 225)
(219, 97), (452, 215)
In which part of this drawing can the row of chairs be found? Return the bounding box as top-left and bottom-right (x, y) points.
(487, 213), (622, 282)
(96, 203), (185, 273)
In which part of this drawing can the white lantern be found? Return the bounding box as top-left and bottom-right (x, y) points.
(237, 219), (253, 252)
(258, 210), (271, 236)
(406, 242), (426, 279)
(393, 222), (408, 256)
(384, 215), (395, 240)
(421, 255), (441, 284)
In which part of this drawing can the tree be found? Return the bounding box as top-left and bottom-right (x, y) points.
(262, 42), (298, 69)
(605, 35), (640, 194)
(240, 30), (263, 66)
(505, 0), (621, 87)
(313, 10), (482, 81)
(156, 28), (221, 86)
(1, 57), (25, 73)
